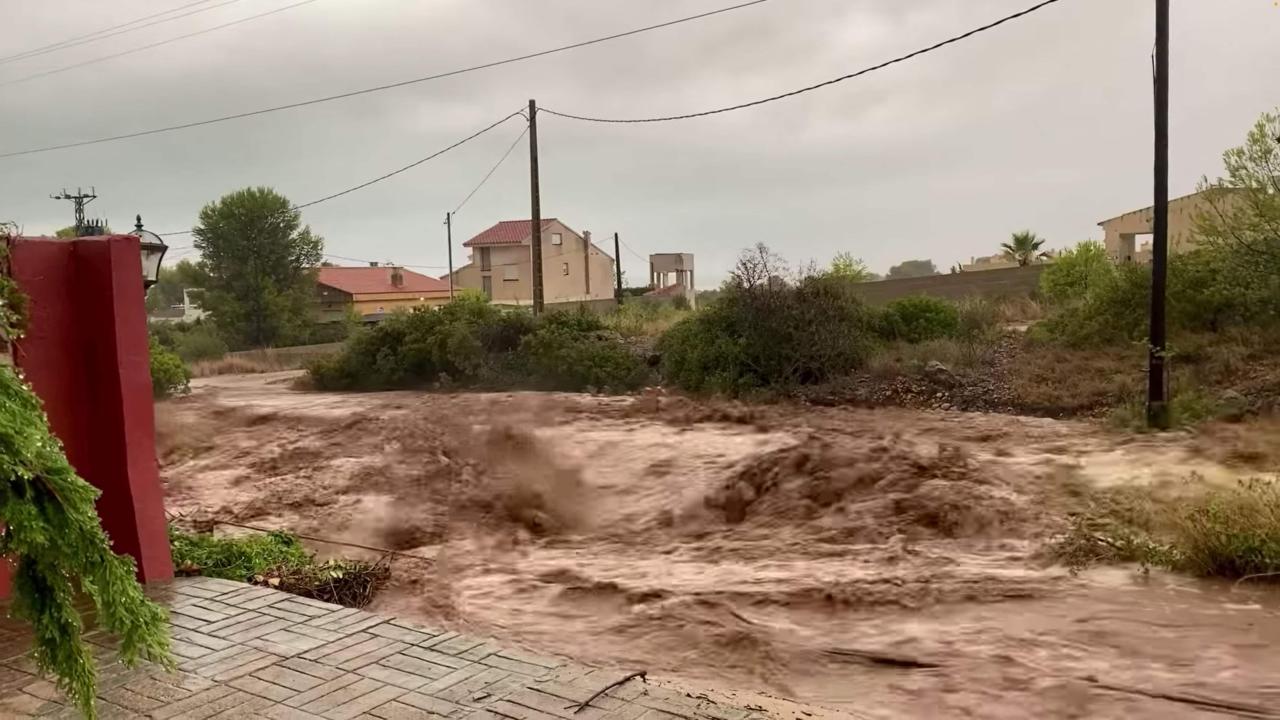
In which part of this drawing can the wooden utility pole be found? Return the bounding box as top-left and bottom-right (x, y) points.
(1147, 0), (1170, 429)
(528, 99), (544, 315)
(444, 212), (455, 299)
(614, 232), (623, 303)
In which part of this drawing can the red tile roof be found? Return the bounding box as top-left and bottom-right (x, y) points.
(317, 266), (449, 296)
(463, 219), (558, 247)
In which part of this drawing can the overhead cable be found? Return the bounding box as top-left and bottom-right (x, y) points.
(0, 0), (222, 65)
(541, 0), (1065, 124)
(0, 0), (770, 158)
(0, 0), (322, 89)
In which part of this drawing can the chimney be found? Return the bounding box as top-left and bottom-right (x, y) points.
(390, 267), (404, 288)
(583, 230), (591, 244)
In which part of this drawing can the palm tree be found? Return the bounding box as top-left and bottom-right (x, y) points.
(1001, 230), (1049, 267)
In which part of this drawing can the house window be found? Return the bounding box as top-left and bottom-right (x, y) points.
(504, 265), (519, 281)
(551, 232), (562, 246)
(480, 247), (491, 271)
(481, 276), (493, 297)
(561, 262), (569, 276)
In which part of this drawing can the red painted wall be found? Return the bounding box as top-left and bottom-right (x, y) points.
(2, 235), (174, 596)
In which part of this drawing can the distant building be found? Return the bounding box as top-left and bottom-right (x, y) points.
(449, 219), (617, 309)
(316, 265), (450, 323)
(1098, 189), (1238, 262)
(149, 288), (206, 324)
(645, 253), (696, 308)
(959, 254), (1020, 272)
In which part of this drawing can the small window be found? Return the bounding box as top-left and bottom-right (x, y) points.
(480, 247), (491, 271)
(561, 262), (570, 276)
(481, 276), (493, 297)
(551, 232), (562, 246)
(504, 265), (519, 281)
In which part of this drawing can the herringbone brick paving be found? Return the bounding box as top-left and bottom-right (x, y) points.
(0, 577), (767, 720)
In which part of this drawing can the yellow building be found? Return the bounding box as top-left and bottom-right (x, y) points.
(450, 218), (617, 310)
(316, 265), (450, 323)
(1098, 189), (1240, 262)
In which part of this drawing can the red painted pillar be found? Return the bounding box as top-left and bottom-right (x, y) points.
(3, 235), (174, 592)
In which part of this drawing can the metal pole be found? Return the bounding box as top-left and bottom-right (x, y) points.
(1147, 0), (1170, 429)
(614, 232), (623, 303)
(445, 212), (455, 300)
(528, 99), (544, 315)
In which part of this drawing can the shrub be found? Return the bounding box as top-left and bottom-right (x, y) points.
(149, 337), (190, 398)
(879, 295), (961, 343)
(603, 300), (689, 338)
(1031, 260), (1150, 347)
(660, 271), (877, 394)
(308, 298), (644, 393)
(1039, 240), (1115, 306)
(169, 527), (390, 607)
(521, 317), (648, 391)
(173, 322), (228, 362)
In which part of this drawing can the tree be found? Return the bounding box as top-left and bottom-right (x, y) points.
(1195, 108), (1280, 268)
(145, 259), (209, 312)
(886, 259), (938, 279)
(1039, 240), (1114, 306)
(827, 252), (876, 282)
(192, 187), (323, 348)
(1001, 230), (1049, 267)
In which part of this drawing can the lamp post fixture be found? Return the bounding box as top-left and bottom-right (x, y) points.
(133, 215), (168, 290)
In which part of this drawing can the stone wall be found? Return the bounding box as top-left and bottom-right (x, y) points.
(851, 265), (1047, 305)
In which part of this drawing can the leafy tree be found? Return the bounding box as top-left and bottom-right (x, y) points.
(827, 252), (876, 282)
(192, 187), (323, 348)
(146, 259), (208, 312)
(886, 259), (938, 279)
(1195, 108), (1280, 269)
(1001, 230), (1049, 267)
(1039, 240), (1114, 305)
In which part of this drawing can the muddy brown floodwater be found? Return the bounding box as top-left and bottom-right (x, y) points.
(160, 372), (1280, 719)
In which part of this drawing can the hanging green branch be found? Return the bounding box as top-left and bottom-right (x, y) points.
(0, 235), (172, 718)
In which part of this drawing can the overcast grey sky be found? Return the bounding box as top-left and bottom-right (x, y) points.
(2, 0), (1276, 283)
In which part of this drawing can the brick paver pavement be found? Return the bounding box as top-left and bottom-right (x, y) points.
(0, 577), (766, 720)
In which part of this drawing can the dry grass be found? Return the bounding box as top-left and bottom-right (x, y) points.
(189, 342), (342, 377)
(1007, 342), (1143, 416)
(866, 337), (996, 375)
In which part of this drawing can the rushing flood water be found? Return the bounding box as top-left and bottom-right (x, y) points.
(161, 373), (1280, 718)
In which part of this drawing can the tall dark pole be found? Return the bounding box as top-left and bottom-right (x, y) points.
(614, 232), (623, 303)
(1147, 0), (1170, 429)
(528, 99), (544, 315)
(445, 212), (455, 300)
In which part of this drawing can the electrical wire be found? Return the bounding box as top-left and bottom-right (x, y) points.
(0, 0), (770, 158)
(0, 0), (244, 68)
(452, 122), (529, 216)
(617, 236), (648, 264)
(0, 0), (221, 65)
(158, 109), (525, 236)
(0, 0), (321, 89)
(541, 0), (1066, 124)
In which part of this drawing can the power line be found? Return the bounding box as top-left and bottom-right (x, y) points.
(618, 237), (648, 264)
(452, 121), (529, 216)
(0, 0), (243, 68)
(541, 0), (1065, 124)
(0, 0), (220, 65)
(0, 0), (321, 89)
(158, 109), (525, 236)
(0, 0), (770, 159)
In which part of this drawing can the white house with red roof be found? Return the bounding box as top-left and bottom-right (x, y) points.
(449, 219), (617, 308)
(315, 265), (451, 323)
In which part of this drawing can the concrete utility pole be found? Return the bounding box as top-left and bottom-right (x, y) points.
(50, 187), (97, 236)
(528, 99), (544, 315)
(1147, 0), (1170, 429)
(614, 232), (623, 303)
(444, 212), (455, 299)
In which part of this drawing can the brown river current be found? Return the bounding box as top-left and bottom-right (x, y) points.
(160, 372), (1280, 719)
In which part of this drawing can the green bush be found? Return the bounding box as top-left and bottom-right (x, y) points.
(149, 337), (190, 398)
(173, 323), (228, 362)
(308, 298), (646, 393)
(879, 295), (961, 343)
(660, 273), (877, 394)
(1172, 478), (1280, 579)
(1032, 260), (1150, 347)
(170, 527), (310, 581)
(521, 314), (647, 391)
(1039, 240), (1115, 306)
